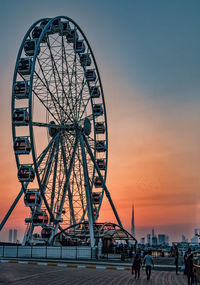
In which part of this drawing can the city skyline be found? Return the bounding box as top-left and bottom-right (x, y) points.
(0, 0), (200, 242)
(2, 223), (199, 245)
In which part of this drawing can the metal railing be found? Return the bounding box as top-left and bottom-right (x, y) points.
(0, 245), (97, 260)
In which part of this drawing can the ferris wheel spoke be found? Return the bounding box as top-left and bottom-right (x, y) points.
(78, 114), (93, 125)
(76, 77), (87, 120)
(87, 134), (95, 142)
(58, 135), (79, 225)
(46, 37), (75, 123)
(70, 45), (83, 120)
(80, 134), (95, 246)
(32, 89), (60, 124)
(62, 45), (79, 122)
(34, 142), (55, 224)
(70, 143), (85, 216)
(33, 69), (63, 122)
(46, 43), (60, 114)
(79, 100), (92, 121)
(53, 149), (65, 216)
(37, 51), (55, 79)
(78, 146), (85, 211)
(86, 135), (95, 150)
(50, 136), (60, 213)
(73, 169), (84, 212)
(65, 137), (85, 215)
(45, 37), (64, 107)
(32, 121), (74, 131)
(40, 139), (57, 192)
(70, 167), (76, 224)
(35, 134), (59, 167)
(62, 132), (76, 157)
(76, 146), (85, 211)
(36, 55), (59, 96)
(74, 40), (78, 121)
(62, 39), (75, 120)
(61, 35), (65, 120)
(79, 206), (87, 223)
(36, 56), (67, 122)
(35, 139), (59, 223)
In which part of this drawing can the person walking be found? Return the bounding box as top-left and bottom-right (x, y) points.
(174, 245), (179, 275)
(184, 248), (192, 275)
(185, 253), (194, 285)
(132, 253), (142, 279)
(143, 250), (154, 280)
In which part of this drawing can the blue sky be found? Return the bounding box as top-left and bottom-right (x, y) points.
(1, 0), (200, 101)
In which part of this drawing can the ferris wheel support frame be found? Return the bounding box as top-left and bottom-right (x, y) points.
(0, 133), (57, 232)
(83, 134), (122, 228)
(80, 133), (95, 248)
(0, 188), (24, 231)
(49, 132), (81, 244)
(0, 16), (123, 247)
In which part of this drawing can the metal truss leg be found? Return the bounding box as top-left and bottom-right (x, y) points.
(0, 135), (58, 233)
(0, 187), (24, 231)
(49, 132), (80, 245)
(83, 134), (123, 228)
(80, 134), (95, 248)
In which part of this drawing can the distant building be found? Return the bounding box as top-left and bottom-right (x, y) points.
(131, 204), (135, 238)
(151, 228), (157, 246)
(13, 229), (18, 243)
(182, 235), (188, 243)
(191, 228), (200, 244)
(9, 229), (12, 243)
(147, 234), (151, 245)
(152, 236), (158, 246)
(158, 234), (169, 246)
(140, 237), (145, 245)
(195, 228), (200, 235)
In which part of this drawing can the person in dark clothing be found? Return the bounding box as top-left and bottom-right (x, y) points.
(132, 253), (142, 279)
(185, 254), (194, 285)
(174, 245), (179, 275)
(184, 248), (192, 275)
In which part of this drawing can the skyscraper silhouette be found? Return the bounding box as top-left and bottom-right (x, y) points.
(9, 229), (12, 243)
(13, 229), (17, 243)
(131, 204), (135, 237)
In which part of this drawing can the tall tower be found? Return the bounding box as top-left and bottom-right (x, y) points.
(9, 229), (12, 243)
(131, 204), (135, 237)
(13, 229), (18, 243)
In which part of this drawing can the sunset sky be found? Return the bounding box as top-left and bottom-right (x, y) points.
(0, 0), (200, 243)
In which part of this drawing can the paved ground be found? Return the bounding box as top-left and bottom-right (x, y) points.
(0, 256), (180, 271)
(0, 263), (188, 284)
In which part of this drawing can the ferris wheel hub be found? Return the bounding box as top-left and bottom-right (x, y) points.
(83, 118), (91, 136)
(48, 121), (57, 137)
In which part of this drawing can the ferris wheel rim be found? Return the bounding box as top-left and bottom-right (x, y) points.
(12, 17), (50, 170)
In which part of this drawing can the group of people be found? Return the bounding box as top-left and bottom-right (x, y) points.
(173, 246), (198, 284)
(132, 250), (154, 280)
(131, 247), (198, 283)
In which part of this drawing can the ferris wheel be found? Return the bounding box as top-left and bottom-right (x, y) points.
(1, 16), (122, 246)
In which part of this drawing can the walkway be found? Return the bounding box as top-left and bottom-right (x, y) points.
(0, 263), (187, 284)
